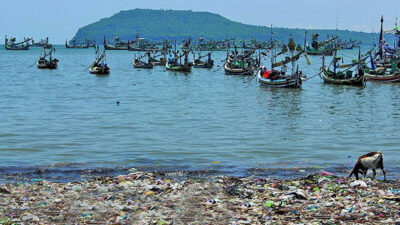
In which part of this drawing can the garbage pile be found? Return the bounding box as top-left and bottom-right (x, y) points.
(0, 170), (400, 224)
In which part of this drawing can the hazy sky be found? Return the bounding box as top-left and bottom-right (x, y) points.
(0, 0), (398, 43)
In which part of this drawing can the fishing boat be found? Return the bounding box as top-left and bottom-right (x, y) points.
(65, 39), (89, 48)
(128, 34), (159, 51)
(37, 47), (58, 69)
(133, 52), (153, 69)
(31, 37), (52, 49)
(192, 38), (230, 51)
(5, 35), (31, 50)
(165, 40), (192, 72)
(104, 36), (128, 50)
(364, 69), (400, 82)
(150, 50), (167, 66)
(364, 16), (400, 82)
(224, 45), (257, 75)
(192, 51), (214, 68)
(257, 32), (310, 88)
(89, 47), (110, 75)
(305, 33), (337, 56)
(320, 49), (365, 86)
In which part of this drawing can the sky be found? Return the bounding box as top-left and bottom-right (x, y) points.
(0, 0), (399, 44)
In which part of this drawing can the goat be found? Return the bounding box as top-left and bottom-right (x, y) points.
(349, 151), (386, 180)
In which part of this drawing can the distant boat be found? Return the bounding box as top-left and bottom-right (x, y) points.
(5, 35), (31, 50)
(128, 34), (159, 51)
(65, 39), (89, 48)
(192, 51), (214, 68)
(31, 37), (52, 49)
(305, 33), (336, 56)
(37, 47), (58, 69)
(149, 50), (167, 66)
(133, 52), (153, 69)
(104, 36), (128, 50)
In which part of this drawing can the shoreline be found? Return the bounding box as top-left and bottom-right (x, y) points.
(1, 171), (399, 224)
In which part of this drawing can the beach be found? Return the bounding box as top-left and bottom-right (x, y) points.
(1, 170), (399, 224)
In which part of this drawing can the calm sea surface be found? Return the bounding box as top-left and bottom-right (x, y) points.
(0, 45), (399, 182)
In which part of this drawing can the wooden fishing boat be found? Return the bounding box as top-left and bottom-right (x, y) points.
(364, 71), (400, 82)
(31, 37), (52, 49)
(364, 60), (400, 82)
(133, 52), (153, 69)
(257, 68), (302, 88)
(257, 32), (310, 88)
(127, 34), (158, 51)
(224, 47), (256, 75)
(104, 36), (128, 50)
(165, 39), (192, 72)
(320, 52), (365, 86)
(321, 68), (365, 86)
(37, 48), (58, 69)
(364, 16), (400, 82)
(148, 50), (167, 66)
(65, 39), (89, 48)
(363, 16), (400, 82)
(305, 33), (336, 56)
(224, 62), (254, 75)
(5, 36), (30, 50)
(89, 47), (110, 75)
(166, 61), (191, 72)
(89, 63), (110, 74)
(193, 52), (214, 68)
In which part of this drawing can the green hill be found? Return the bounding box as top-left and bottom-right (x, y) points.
(72, 9), (380, 44)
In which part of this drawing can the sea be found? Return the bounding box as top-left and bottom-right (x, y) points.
(0, 45), (399, 183)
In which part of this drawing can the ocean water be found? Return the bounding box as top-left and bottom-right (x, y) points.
(0, 45), (399, 182)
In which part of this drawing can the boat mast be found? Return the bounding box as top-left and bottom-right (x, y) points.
(270, 25), (274, 70)
(379, 15), (384, 58)
(333, 49), (337, 75)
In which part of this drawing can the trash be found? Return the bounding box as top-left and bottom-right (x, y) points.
(306, 205), (318, 211)
(129, 168), (137, 173)
(31, 178), (42, 182)
(0, 171), (398, 224)
(265, 201), (274, 208)
(0, 217), (11, 225)
(0, 188), (10, 194)
(347, 206), (354, 213)
(211, 161), (221, 164)
(350, 180), (367, 188)
(81, 213), (92, 218)
(157, 219), (168, 225)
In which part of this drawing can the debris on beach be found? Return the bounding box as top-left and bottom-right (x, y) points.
(0, 171), (400, 224)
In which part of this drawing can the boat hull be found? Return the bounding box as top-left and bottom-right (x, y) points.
(365, 72), (400, 82)
(166, 63), (191, 72)
(37, 58), (58, 69)
(5, 45), (29, 50)
(257, 70), (301, 88)
(133, 62), (153, 69)
(224, 63), (253, 75)
(89, 65), (110, 74)
(321, 70), (365, 86)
